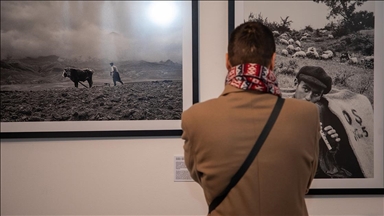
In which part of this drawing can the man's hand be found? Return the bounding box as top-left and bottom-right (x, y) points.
(323, 125), (341, 143)
(320, 122), (341, 153)
(322, 123), (341, 153)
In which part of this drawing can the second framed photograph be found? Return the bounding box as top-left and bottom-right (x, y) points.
(1, 1), (199, 138)
(229, 1), (383, 194)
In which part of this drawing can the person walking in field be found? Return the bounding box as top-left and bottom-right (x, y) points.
(110, 62), (124, 86)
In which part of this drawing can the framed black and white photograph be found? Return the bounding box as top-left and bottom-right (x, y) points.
(229, 0), (383, 194)
(1, 1), (199, 138)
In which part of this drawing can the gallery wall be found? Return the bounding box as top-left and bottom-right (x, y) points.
(1, 1), (383, 215)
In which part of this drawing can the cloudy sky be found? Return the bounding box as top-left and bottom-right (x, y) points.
(242, 1), (375, 30)
(1, 1), (187, 63)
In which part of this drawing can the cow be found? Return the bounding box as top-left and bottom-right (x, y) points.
(62, 67), (94, 88)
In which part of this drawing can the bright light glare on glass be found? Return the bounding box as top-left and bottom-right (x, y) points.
(148, 1), (177, 26)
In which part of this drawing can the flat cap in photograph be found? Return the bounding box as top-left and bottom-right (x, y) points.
(296, 66), (332, 94)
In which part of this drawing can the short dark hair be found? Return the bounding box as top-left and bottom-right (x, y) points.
(228, 21), (276, 67)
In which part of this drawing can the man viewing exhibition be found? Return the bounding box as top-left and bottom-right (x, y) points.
(181, 21), (320, 215)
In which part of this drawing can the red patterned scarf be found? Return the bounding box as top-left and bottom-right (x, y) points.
(225, 63), (281, 96)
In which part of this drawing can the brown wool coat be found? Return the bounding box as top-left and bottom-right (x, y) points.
(182, 85), (320, 216)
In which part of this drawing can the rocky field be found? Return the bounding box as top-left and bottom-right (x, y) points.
(0, 80), (182, 122)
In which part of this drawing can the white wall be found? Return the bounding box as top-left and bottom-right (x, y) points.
(1, 1), (383, 215)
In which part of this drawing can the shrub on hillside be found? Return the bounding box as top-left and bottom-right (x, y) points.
(340, 33), (374, 56)
(333, 70), (354, 87)
(274, 60), (298, 76)
(304, 25), (314, 32)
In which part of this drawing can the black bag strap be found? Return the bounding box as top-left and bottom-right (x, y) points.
(208, 97), (285, 214)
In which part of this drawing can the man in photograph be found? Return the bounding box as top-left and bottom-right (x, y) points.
(110, 62), (124, 86)
(292, 66), (372, 178)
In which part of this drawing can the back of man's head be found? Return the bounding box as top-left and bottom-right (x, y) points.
(228, 21), (276, 67)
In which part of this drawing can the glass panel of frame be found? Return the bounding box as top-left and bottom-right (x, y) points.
(1, 1), (199, 138)
(228, 0), (383, 195)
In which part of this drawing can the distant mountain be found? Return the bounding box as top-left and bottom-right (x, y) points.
(0, 60), (46, 85)
(1, 56), (183, 86)
(159, 59), (180, 66)
(22, 55), (60, 63)
(119, 59), (182, 80)
(1, 60), (36, 73)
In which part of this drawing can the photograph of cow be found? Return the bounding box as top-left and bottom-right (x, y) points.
(1, 1), (186, 122)
(236, 0), (375, 179)
(62, 68), (94, 88)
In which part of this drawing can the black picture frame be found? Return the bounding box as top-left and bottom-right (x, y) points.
(1, 1), (199, 139)
(228, 0), (383, 195)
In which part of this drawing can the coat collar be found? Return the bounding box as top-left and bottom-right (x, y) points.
(221, 84), (265, 97)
